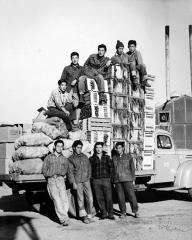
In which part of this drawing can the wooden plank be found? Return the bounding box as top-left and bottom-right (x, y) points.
(0, 174), (45, 182)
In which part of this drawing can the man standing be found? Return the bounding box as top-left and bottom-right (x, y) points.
(127, 40), (151, 88)
(78, 44), (111, 105)
(112, 142), (139, 219)
(89, 142), (115, 220)
(68, 140), (94, 224)
(42, 140), (69, 226)
(46, 79), (79, 131)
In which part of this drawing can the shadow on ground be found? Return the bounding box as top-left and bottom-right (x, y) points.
(0, 215), (40, 240)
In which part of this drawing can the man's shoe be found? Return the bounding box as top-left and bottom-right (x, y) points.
(82, 216), (90, 224)
(108, 215), (115, 220)
(87, 217), (95, 223)
(134, 212), (139, 218)
(99, 214), (108, 220)
(119, 213), (127, 219)
(61, 220), (69, 226)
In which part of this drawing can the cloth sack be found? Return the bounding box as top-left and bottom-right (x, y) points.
(9, 158), (43, 174)
(14, 133), (53, 150)
(32, 122), (62, 140)
(13, 146), (49, 161)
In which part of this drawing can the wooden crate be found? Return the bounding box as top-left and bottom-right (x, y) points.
(142, 150), (154, 170)
(111, 65), (129, 80)
(0, 158), (13, 174)
(144, 131), (155, 151)
(87, 131), (111, 146)
(112, 125), (129, 139)
(0, 143), (15, 159)
(129, 129), (143, 141)
(111, 109), (129, 125)
(84, 92), (110, 106)
(144, 112), (155, 131)
(86, 78), (109, 93)
(82, 118), (111, 132)
(111, 95), (129, 109)
(80, 105), (111, 119)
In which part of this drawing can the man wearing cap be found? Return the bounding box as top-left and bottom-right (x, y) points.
(127, 40), (151, 88)
(111, 40), (129, 67)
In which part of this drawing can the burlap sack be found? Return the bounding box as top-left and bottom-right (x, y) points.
(14, 133), (53, 150)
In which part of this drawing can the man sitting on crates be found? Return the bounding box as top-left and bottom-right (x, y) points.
(60, 51), (84, 125)
(127, 40), (154, 88)
(46, 79), (79, 131)
(78, 44), (111, 105)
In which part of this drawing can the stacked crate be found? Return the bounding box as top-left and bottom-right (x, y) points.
(0, 126), (21, 174)
(143, 80), (155, 170)
(110, 64), (154, 171)
(80, 78), (111, 154)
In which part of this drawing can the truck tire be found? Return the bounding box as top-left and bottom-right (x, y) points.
(188, 188), (192, 200)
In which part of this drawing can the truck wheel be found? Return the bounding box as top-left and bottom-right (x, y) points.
(188, 188), (192, 200)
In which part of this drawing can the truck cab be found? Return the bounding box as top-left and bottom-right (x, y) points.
(147, 129), (192, 197)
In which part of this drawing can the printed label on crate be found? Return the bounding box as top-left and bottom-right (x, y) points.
(111, 110), (128, 125)
(86, 78), (98, 91)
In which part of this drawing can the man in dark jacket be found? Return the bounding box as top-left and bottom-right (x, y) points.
(89, 142), (115, 220)
(60, 52), (83, 93)
(60, 52), (84, 125)
(42, 139), (69, 226)
(78, 44), (111, 105)
(112, 142), (139, 219)
(68, 140), (94, 224)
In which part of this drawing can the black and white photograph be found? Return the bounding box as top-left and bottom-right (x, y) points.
(0, 0), (192, 239)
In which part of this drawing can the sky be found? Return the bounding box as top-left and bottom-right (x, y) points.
(0, 0), (192, 123)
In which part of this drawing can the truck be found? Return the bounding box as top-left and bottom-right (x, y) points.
(0, 64), (192, 213)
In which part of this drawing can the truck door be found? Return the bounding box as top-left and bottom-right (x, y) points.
(154, 134), (180, 183)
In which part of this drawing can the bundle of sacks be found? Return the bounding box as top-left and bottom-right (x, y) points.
(9, 117), (94, 175)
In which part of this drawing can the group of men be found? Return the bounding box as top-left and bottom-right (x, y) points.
(46, 40), (151, 131)
(42, 139), (139, 226)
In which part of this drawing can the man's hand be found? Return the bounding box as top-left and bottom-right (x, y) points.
(63, 109), (70, 116)
(106, 60), (112, 67)
(71, 79), (77, 86)
(73, 182), (77, 190)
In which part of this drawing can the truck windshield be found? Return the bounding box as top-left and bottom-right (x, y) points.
(157, 135), (172, 149)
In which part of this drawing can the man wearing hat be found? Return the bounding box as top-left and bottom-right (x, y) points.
(111, 40), (129, 67)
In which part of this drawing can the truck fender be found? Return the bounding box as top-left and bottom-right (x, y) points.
(174, 161), (192, 188)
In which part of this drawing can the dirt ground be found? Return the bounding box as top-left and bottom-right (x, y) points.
(0, 185), (192, 240)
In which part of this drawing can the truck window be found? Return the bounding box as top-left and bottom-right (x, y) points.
(157, 135), (172, 149)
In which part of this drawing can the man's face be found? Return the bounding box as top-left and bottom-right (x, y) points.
(116, 145), (124, 155)
(55, 143), (64, 154)
(98, 48), (105, 57)
(75, 145), (82, 155)
(71, 55), (79, 65)
(128, 44), (136, 53)
(59, 82), (67, 92)
(95, 145), (103, 154)
(117, 47), (124, 55)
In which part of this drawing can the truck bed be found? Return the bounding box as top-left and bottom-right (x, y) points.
(0, 170), (156, 184)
